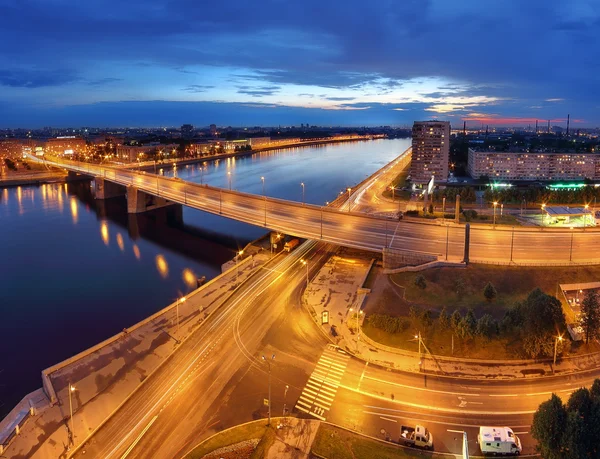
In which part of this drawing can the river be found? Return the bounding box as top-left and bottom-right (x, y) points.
(0, 137), (410, 417)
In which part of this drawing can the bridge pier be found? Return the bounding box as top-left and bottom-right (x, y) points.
(94, 177), (126, 200)
(126, 186), (179, 214)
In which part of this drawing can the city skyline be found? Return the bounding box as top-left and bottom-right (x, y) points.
(0, 0), (599, 127)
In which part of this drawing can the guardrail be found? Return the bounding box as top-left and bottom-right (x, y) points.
(0, 405), (35, 455)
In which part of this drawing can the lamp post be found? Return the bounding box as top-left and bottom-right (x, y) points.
(261, 177), (266, 226)
(347, 187), (352, 212)
(236, 250), (244, 284)
(301, 259), (309, 287)
(282, 384), (289, 427)
(262, 354), (275, 425)
(585, 204), (589, 229)
(68, 384), (76, 448)
(553, 335), (563, 372)
(541, 203), (546, 227)
(177, 296), (186, 336)
(493, 201), (498, 228)
(414, 331), (424, 370)
(570, 227), (574, 262)
(300, 182), (305, 205)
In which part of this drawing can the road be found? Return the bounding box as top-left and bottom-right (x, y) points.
(34, 154), (600, 266)
(72, 240), (335, 458)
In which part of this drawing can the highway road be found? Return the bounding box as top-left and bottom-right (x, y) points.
(35, 154), (600, 266)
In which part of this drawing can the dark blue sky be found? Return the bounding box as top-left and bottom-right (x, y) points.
(0, 0), (598, 128)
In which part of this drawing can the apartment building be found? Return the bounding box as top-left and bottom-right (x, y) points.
(410, 121), (450, 184)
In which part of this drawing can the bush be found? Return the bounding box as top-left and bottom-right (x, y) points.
(483, 282), (497, 302)
(405, 210), (419, 216)
(367, 313), (410, 334)
(414, 275), (427, 290)
(462, 209), (478, 221)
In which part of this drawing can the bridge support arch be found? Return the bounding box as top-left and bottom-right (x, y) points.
(94, 177), (126, 200)
(126, 185), (180, 214)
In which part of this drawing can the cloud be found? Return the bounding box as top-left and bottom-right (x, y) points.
(87, 77), (123, 86)
(182, 84), (216, 93)
(236, 85), (281, 97)
(0, 68), (78, 88)
(545, 98), (564, 102)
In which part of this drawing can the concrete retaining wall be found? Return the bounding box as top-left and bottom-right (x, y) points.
(382, 247), (437, 269)
(41, 255), (254, 403)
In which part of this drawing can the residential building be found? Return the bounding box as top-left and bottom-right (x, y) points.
(181, 124), (194, 139)
(410, 121), (450, 184)
(115, 145), (151, 162)
(467, 149), (600, 181)
(44, 137), (87, 156)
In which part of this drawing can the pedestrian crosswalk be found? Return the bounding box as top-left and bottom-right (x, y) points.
(295, 345), (350, 420)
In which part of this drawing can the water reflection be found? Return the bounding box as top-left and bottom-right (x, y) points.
(101, 221), (109, 245)
(155, 254), (169, 278)
(132, 244), (141, 260)
(70, 197), (78, 224)
(116, 233), (125, 252)
(182, 268), (197, 288)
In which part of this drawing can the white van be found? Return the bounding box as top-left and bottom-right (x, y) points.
(478, 426), (522, 456)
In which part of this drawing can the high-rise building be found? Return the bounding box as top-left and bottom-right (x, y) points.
(181, 124), (194, 139)
(410, 121), (450, 184)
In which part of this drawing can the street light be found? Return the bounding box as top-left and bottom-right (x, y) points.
(347, 187), (352, 212)
(541, 203), (546, 226)
(553, 334), (564, 371)
(262, 354), (275, 425)
(349, 307), (364, 339)
(300, 182), (305, 205)
(177, 296), (186, 336)
(585, 204), (589, 228)
(68, 384), (76, 448)
(493, 201), (498, 228)
(236, 250), (244, 284)
(300, 259), (309, 287)
(282, 384), (289, 427)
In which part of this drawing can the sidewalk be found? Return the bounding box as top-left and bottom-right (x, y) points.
(304, 252), (600, 379)
(1, 251), (271, 459)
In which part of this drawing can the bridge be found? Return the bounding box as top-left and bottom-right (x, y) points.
(32, 153), (600, 266)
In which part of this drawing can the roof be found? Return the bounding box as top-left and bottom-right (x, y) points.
(479, 427), (516, 443)
(544, 206), (591, 216)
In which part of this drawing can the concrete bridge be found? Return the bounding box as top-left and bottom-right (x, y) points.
(32, 154), (600, 266)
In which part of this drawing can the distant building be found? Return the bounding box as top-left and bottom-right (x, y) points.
(410, 121), (450, 184)
(249, 137), (271, 148)
(45, 137), (87, 156)
(0, 139), (22, 156)
(209, 124), (217, 136)
(115, 145), (151, 162)
(467, 149), (600, 181)
(181, 124), (194, 139)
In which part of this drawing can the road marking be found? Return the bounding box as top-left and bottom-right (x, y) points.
(358, 362), (369, 391)
(120, 415), (158, 459)
(296, 399), (312, 409)
(363, 411), (531, 429)
(363, 375), (481, 397)
(380, 416), (398, 423)
(295, 347), (350, 421)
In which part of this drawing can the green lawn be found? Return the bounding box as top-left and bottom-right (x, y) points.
(312, 423), (447, 459)
(186, 420), (270, 458)
(361, 264), (600, 359)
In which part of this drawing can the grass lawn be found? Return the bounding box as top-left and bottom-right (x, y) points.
(186, 420), (271, 458)
(361, 264), (600, 359)
(312, 423), (446, 459)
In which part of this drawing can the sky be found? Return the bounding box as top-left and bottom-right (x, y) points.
(0, 0), (598, 128)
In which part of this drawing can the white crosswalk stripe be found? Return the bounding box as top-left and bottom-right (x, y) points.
(294, 346), (350, 421)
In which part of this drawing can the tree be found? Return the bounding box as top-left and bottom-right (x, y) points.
(428, 203), (434, 214)
(414, 275), (427, 290)
(408, 305), (422, 329)
(476, 314), (497, 339)
(420, 309), (433, 329)
(438, 306), (450, 330)
(521, 289), (567, 358)
(483, 282), (497, 302)
(450, 310), (462, 334)
(531, 394), (567, 459)
(453, 277), (467, 299)
(458, 309), (477, 339)
(580, 290), (600, 344)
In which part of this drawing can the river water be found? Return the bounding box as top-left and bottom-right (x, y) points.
(0, 138), (409, 417)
